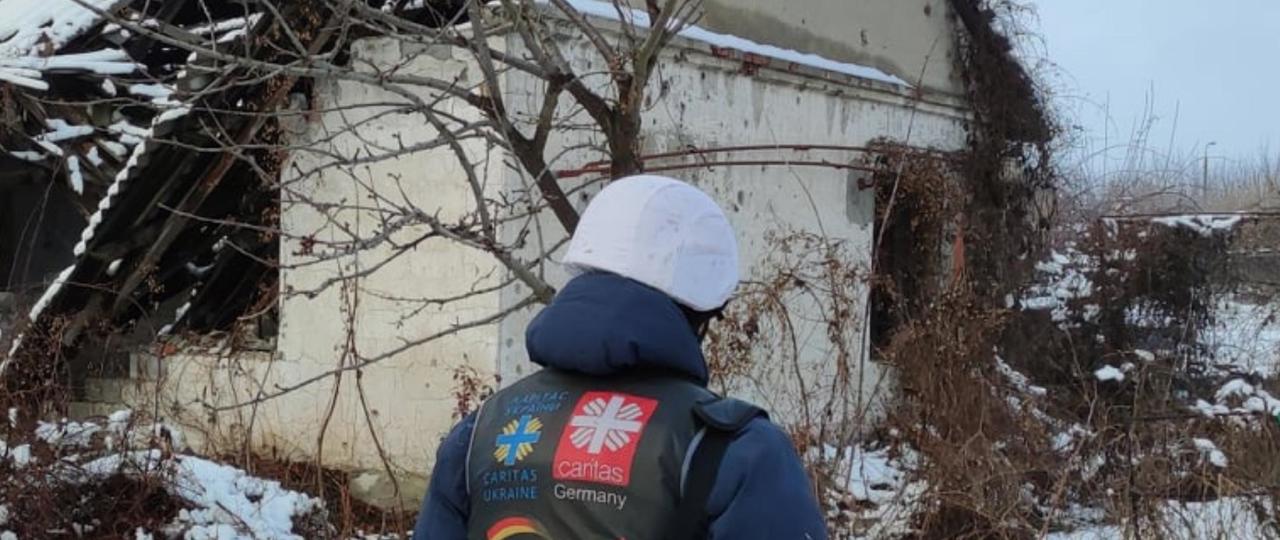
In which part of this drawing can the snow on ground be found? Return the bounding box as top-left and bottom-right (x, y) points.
(166, 455), (322, 539)
(822, 443), (925, 538)
(1191, 438), (1229, 468)
(1021, 246), (1096, 324)
(0, 409), (328, 539)
(1194, 377), (1280, 421)
(1206, 296), (1280, 377)
(36, 418), (102, 448)
(842, 445), (919, 505)
(1048, 497), (1278, 539)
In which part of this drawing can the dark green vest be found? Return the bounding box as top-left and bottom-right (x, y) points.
(465, 369), (713, 540)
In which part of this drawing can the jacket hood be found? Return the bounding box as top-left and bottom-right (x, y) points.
(525, 272), (709, 384)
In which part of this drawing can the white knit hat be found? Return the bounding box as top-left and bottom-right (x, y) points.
(562, 175), (740, 311)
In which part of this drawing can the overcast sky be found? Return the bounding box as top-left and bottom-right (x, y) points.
(1032, 0), (1280, 173)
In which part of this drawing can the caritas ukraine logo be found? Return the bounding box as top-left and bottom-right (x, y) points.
(553, 392), (658, 487)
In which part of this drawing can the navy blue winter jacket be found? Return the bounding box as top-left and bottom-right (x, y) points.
(412, 272), (828, 539)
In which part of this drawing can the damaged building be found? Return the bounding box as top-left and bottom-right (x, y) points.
(0, 0), (1037, 508)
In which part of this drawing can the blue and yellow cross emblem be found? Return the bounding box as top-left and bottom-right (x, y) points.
(494, 414), (542, 466)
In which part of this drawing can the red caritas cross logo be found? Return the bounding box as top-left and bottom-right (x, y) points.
(553, 392), (658, 487)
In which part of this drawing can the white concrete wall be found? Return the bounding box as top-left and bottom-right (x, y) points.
(695, 0), (964, 94)
(605, 0), (963, 93)
(273, 37), (506, 475)
(109, 38), (507, 490)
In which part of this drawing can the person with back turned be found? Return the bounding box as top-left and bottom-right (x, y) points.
(413, 174), (827, 539)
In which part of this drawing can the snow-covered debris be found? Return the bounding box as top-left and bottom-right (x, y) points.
(842, 446), (914, 504)
(33, 138), (63, 157)
(86, 146), (104, 166)
(1022, 247), (1096, 324)
(76, 448), (164, 478)
(107, 409), (132, 431)
(65, 106), (177, 266)
(159, 302), (193, 336)
(168, 456), (322, 540)
(67, 155), (84, 193)
(107, 120), (151, 146)
(101, 140), (128, 158)
(103, 409), (132, 450)
(1193, 378), (1280, 421)
(1191, 438), (1228, 468)
(535, 0), (909, 86)
(128, 82), (171, 99)
(28, 264), (75, 321)
(36, 419), (102, 448)
(1193, 398), (1231, 418)
(1150, 214), (1242, 236)
(214, 26), (250, 44)
(2, 442), (34, 468)
(1093, 365), (1124, 382)
(0, 63), (46, 89)
(1, 48), (139, 91)
(41, 118), (94, 142)
(14, 48), (138, 74)
(2, 411), (326, 538)
(183, 15), (260, 36)
(8, 149), (45, 161)
(823, 443), (924, 538)
(0, 0), (125, 56)
(996, 355), (1048, 396)
(1050, 424), (1092, 453)
(1217, 378), (1262, 402)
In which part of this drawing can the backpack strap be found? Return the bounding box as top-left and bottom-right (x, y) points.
(667, 397), (765, 540)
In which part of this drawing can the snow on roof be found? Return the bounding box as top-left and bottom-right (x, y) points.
(0, 0), (138, 91)
(0, 45), (139, 92)
(533, 0), (910, 87)
(42, 118), (95, 142)
(27, 264), (75, 322)
(1151, 214), (1243, 236)
(67, 155), (84, 193)
(72, 121), (156, 258)
(5, 48), (138, 74)
(0, 64), (46, 89)
(0, 0), (125, 56)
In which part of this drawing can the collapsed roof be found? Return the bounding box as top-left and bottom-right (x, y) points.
(2, 0), (479, 390)
(0, 0), (305, 393)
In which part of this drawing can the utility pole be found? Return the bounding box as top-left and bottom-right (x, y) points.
(1203, 141), (1216, 197)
